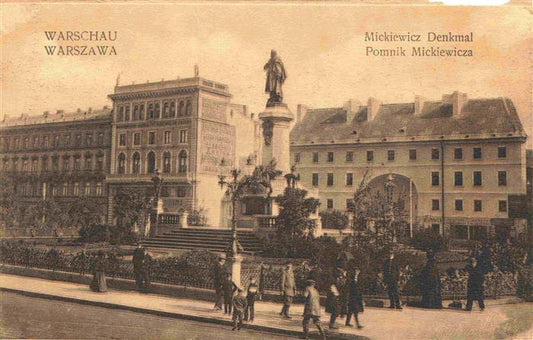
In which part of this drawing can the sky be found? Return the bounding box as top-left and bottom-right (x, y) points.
(1, 3), (531, 146)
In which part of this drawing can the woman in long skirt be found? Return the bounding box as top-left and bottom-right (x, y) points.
(90, 251), (108, 293)
(346, 268), (364, 329)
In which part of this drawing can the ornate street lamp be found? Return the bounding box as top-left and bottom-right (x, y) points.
(218, 158), (242, 258)
(148, 169), (163, 237)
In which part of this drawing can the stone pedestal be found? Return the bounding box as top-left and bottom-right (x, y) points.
(181, 211), (189, 228)
(226, 254), (243, 287)
(259, 103), (294, 174)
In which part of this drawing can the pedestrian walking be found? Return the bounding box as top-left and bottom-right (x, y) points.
(383, 251), (402, 309)
(345, 268), (364, 328)
(326, 278), (341, 329)
(244, 278), (258, 322)
(90, 251), (108, 293)
(302, 279), (326, 340)
(141, 251), (152, 292)
(335, 266), (348, 319)
(223, 272), (235, 314)
(280, 262), (296, 319)
(213, 256), (226, 311)
(232, 285), (248, 331)
(421, 250), (442, 309)
(465, 257), (486, 311)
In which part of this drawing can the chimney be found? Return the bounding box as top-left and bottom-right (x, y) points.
(297, 104), (308, 123)
(452, 91), (467, 116)
(343, 99), (361, 123)
(414, 95), (426, 115)
(367, 97), (381, 121)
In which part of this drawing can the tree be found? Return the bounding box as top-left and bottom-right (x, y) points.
(273, 187), (320, 257)
(113, 188), (148, 231)
(68, 197), (102, 229)
(320, 209), (349, 233)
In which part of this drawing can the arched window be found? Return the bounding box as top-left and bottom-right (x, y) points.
(178, 101), (184, 116)
(118, 107), (124, 121)
(178, 150), (187, 173)
(124, 106), (130, 121)
(147, 151), (156, 174)
(170, 101), (176, 117)
(118, 153), (126, 174)
(148, 104), (154, 119)
(185, 100), (192, 116)
(154, 103), (160, 119)
(163, 102), (169, 118)
(163, 152), (171, 173)
(132, 152), (140, 174)
(139, 104), (145, 120)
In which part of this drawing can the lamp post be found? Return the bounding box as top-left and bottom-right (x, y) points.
(218, 159), (241, 258)
(149, 169), (163, 237)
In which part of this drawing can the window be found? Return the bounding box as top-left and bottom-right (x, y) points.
(409, 149), (417, 161)
(454, 148), (463, 160)
(148, 132), (156, 145)
(85, 157), (92, 170)
(455, 199), (463, 211)
(346, 199), (354, 210)
(64, 134), (71, 147)
(327, 199), (333, 209)
(74, 134), (81, 147)
(454, 171), (463, 186)
(147, 152), (156, 174)
(132, 152), (140, 174)
(62, 183), (68, 196)
(43, 136), (49, 148)
(22, 159), (29, 172)
(23, 138), (29, 149)
(431, 224), (440, 233)
(432, 199), (440, 211)
(97, 133), (104, 146)
(139, 105), (145, 120)
(119, 134), (126, 146)
(118, 153), (126, 174)
(388, 150), (395, 161)
(327, 152), (334, 162)
(133, 105), (139, 120)
(498, 171), (507, 186)
(431, 148), (440, 160)
(185, 100), (192, 115)
(474, 200), (482, 212)
(118, 107), (124, 121)
(178, 150), (187, 173)
(124, 106), (130, 121)
(346, 173), (353, 186)
(312, 173), (319, 186)
(148, 104), (154, 119)
(96, 157), (103, 170)
(498, 146), (507, 158)
(133, 133), (141, 146)
(498, 200), (507, 212)
(73, 157), (81, 170)
(154, 103), (160, 119)
(86, 133), (93, 146)
(431, 172), (440, 186)
(62, 157), (70, 171)
(73, 182), (79, 196)
(31, 160), (38, 172)
(164, 131), (171, 144)
(346, 151), (354, 162)
(170, 102), (176, 117)
(473, 171), (482, 186)
(178, 101), (184, 116)
(84, 182), (91, 196)
(42, 158), (48, 171)
(312, 152), (319, 163)
(179, 130), (188, 143)
(53, 136), (60, 148)
(163, 152), (171, 173)
(473, 147), (482, 159)
(163, 102), (170, 118)
(327, 173), (334, 186)
(177, 187), (187, 197)
(294, 153), (301, 164)
(96, 182), (103, 196)
(33, 137), (39, 148)
(366, 150), (374, 162)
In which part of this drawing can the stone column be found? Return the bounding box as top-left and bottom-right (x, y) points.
(181, 211), (189, 229)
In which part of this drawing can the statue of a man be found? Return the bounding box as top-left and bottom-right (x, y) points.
(264, 50), (287, 106)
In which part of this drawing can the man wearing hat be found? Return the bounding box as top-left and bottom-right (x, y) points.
(232, 284), (248, 331)
(383, 250), (401, 309)
(213, 256), (226, 311)
(303, 279), (326, 340)
(280, 261), (296, 319)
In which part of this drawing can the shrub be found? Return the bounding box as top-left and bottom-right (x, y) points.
(78, 224), (110, 243)
(411, 229), (446, 252)
(187, 208), (208, 226)
(320, 210), (349, 231)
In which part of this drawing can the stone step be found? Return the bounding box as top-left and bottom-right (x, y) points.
(160, 233), (260, 242)
(146, 237), (262, 248)
(141, 241), (260, 254)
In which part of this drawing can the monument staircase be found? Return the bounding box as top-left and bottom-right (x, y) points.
(141, 228), (264, 255)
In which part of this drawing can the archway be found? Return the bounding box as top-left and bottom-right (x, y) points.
(147, 151), (156, 174)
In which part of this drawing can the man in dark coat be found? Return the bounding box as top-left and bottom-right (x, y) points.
(346, 268), (364, 328)
(465, 257), (486, 311)
(132, 245), (145, 290)
(302, 279), (326, 340)
(326, 279), (341, 329)
(383, 251), (402, 309)
(280, 262), (296, 319)
(421, 250), (442, 309)
(213, 256), (226, 311)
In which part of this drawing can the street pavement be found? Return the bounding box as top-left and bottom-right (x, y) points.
(0, 273), (531, 340)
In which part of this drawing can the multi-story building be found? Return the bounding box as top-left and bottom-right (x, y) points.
(290, 92), (529, 241)
(106, 77), (260, 230)
(0, 108), (112, 226)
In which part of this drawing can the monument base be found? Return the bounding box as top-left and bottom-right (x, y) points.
(258, 103), (294, 121)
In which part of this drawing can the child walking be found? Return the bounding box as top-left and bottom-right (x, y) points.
(232, 285), (248, 331)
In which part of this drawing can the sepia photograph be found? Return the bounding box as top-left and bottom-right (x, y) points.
(0, 2), (532, 339)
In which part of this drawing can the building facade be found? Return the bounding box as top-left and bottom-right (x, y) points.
(0, 108), (112, 229)
(290, 92), (529, 241)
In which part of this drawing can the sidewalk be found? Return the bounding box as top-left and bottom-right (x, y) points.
(0, 273), (528, 340)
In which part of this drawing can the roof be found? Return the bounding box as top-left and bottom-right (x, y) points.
(1, 107), (112, 128)
(290, 97), (526, 144)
